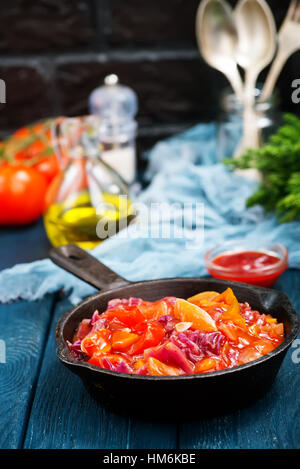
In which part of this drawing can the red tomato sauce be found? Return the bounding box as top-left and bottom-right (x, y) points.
(68, 288), (284, 376)
(208, 251), (287, 287)
(213, 251), (280, 271)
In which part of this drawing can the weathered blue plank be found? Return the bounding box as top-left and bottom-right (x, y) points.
(0, 219), (51, 270)
(24, 296), (130, 449)
(178, 270), (300, 449)
(24, 296), (178, 449)
(127, 418), (177, 449)
(0, 294), (56, 449)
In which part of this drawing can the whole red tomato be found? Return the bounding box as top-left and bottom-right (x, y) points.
(14, 141), (60, 185)
(33, 155), (60, 184)
(10, 122), (61, 185)
(0, 164), (48, 225)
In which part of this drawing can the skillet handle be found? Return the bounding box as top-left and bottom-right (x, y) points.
(49, 244), (130, 291)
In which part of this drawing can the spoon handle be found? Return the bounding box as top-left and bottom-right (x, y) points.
(234, 69), (261, 166)
(242, 70), (260, 149)
(226, 66), (244, 102)
(259, 49), (290, 103)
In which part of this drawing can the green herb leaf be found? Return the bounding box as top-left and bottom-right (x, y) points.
(224, 113), (300, 223)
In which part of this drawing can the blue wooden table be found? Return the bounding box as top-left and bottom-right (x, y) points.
(0, 221), (300, 450)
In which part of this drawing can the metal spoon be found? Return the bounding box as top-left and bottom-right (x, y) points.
(260, 0), (300, 103)
(235, 0), (276, 151)
(196, 0), (243, 101)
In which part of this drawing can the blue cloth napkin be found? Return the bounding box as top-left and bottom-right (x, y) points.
(1, 123), (300, 305)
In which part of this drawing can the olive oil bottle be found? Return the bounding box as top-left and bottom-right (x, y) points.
(44, 117), (134, 249)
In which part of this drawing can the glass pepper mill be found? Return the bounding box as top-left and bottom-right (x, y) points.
(89, 74), (138, 185)
(43, 116), (133, 250)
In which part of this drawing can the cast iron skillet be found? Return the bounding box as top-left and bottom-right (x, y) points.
(51, 244), (300, 418)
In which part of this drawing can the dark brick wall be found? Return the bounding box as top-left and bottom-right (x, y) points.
(0, 0), (299, 154)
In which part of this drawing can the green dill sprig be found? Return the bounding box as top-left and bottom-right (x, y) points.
(224, 113), (300, 223)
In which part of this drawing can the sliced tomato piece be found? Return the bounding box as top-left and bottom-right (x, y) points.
(128, 321), (165, 356)
(138, 299), (170, 320)
(174, 299), (217, 332)
(218, 322), (239, 342)
(106, 306), (145, 329)
(238, 346), (262, 364)
(147, 357), (182, 376)
(248, 324), (260, 337)
(81, 330), (111, 356)
(260, 322), (284, 341)
(111, 330), (139, 351)
(254, 339), (275, 355)
(133, 320), (148, 334)
(107, 317), (128, 331)
(272, 323), (284, 337)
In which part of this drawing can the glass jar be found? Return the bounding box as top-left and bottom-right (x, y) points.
(43, 116), (134, 249)
(217, 86), (282, 160)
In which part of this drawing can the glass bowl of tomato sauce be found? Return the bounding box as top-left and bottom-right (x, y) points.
(205, 240), (288, 288)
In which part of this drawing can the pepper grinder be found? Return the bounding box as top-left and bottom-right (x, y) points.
(89, 74), (138, 185)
